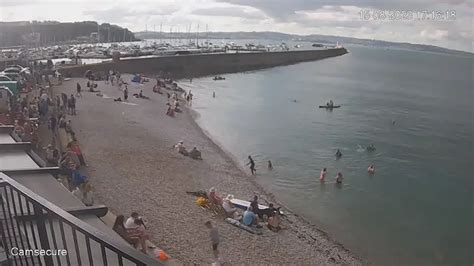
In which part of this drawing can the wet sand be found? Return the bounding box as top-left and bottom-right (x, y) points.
(54, 76), (364, 265)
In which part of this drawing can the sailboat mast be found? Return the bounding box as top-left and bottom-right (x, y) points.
(196, 24), (199, 47)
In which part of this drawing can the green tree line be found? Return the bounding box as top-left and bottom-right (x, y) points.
(0, 21), (138, 47)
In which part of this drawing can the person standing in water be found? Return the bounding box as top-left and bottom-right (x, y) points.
(368, 165), (375, 175)
(213, 91), (216, 98)
(320, 168), (327, 181)
(247, 156), (256, 175)
(267, 160), (273, 170)
(335, 172), (343, 184)
(335, 149), (342, 159)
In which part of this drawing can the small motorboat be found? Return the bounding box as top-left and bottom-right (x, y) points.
(213, 76), (225, 81)
(319, 105), (341, 109)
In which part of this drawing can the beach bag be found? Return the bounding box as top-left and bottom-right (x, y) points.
(196, 197), (208, 207)
(153, 248), (169, 261)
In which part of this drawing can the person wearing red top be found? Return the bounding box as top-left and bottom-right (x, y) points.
(69, 142), (86, 166)
(208, 187), (222, 205)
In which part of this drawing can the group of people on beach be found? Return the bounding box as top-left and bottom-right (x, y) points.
(113, 212), (151, 254)
(173, 140), (202, 160)
(208, 187), (282, 232)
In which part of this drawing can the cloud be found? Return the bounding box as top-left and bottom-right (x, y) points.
(191, 6), (264, 19)
(217, 0), (472, 21)
(420, 29), (449, 40)
(84, 5), (179, 23)
(0, 0), (38, 6)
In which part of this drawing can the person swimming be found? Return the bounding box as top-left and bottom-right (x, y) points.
(368, 165), (375, 174)
(320, 168), (327, 181)
(335, 149), (342, 159)
(335, 172), (343, 184)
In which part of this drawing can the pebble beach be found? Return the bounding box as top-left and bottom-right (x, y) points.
(53, 75), (365, 265)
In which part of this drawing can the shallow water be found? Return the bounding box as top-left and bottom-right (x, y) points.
(181, 45), (473, 266)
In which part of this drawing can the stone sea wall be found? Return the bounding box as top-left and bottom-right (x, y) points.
(59, 48), (348, 78)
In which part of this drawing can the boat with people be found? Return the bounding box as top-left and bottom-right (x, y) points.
(213, 76), (225, 81)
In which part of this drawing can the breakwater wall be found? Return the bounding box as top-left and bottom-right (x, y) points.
(59, 48), (348, 78)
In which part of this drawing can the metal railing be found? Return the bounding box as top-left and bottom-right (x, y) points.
(0, 173), (159, 266)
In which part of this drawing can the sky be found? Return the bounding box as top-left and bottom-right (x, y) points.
(0, 0), (472, 52)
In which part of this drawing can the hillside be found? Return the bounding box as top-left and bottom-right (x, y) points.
(0, 21), (138, 47)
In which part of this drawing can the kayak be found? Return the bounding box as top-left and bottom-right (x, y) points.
(319, 105), (341, 109)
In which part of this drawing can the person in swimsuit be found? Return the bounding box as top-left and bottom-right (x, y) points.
(320, 168), (327, 181)
(247, 155), (256, 175)
(368, 165), (375, 175)
(336, 172), (343, 184)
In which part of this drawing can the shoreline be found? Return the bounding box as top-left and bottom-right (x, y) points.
(185, 80), (367, 264)
(55, 75), (365, 265)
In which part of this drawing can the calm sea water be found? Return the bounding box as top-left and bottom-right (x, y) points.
(181, 45), (473, 266)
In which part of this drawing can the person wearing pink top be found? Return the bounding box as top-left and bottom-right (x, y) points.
(320, 168), (327, 181)
(368, 165), (375, 175)
(208, 187), (222, 205)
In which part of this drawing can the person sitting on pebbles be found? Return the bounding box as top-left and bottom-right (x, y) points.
(189, 147), (202, 160)
(208, 187), (223, 205)
(243, 206), (261, 228)
(222, 194), (241, 219)
(173, 140), (189, 156)
(267, 211), (282, 232)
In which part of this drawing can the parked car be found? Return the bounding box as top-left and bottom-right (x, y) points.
(3, 67), (21, 74)
(0, 72), (19, 81)
(5, 65), (24, 71)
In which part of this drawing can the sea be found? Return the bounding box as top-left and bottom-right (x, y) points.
(179, 44), (473, 266)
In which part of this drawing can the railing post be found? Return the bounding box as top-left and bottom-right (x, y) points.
(33, 203), (54, 265)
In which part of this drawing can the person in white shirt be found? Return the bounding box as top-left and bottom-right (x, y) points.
(125, 212), (140, 229)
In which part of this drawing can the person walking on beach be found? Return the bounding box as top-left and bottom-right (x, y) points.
(48, 114), (57, 135)
(124, 86), (129, 101)
(61, 93), (68, 111)
(76, 82), (82, 97)
(205, 221), (220, 262)
(247, 155), (256, 175)
(69, 94), (76, 115)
